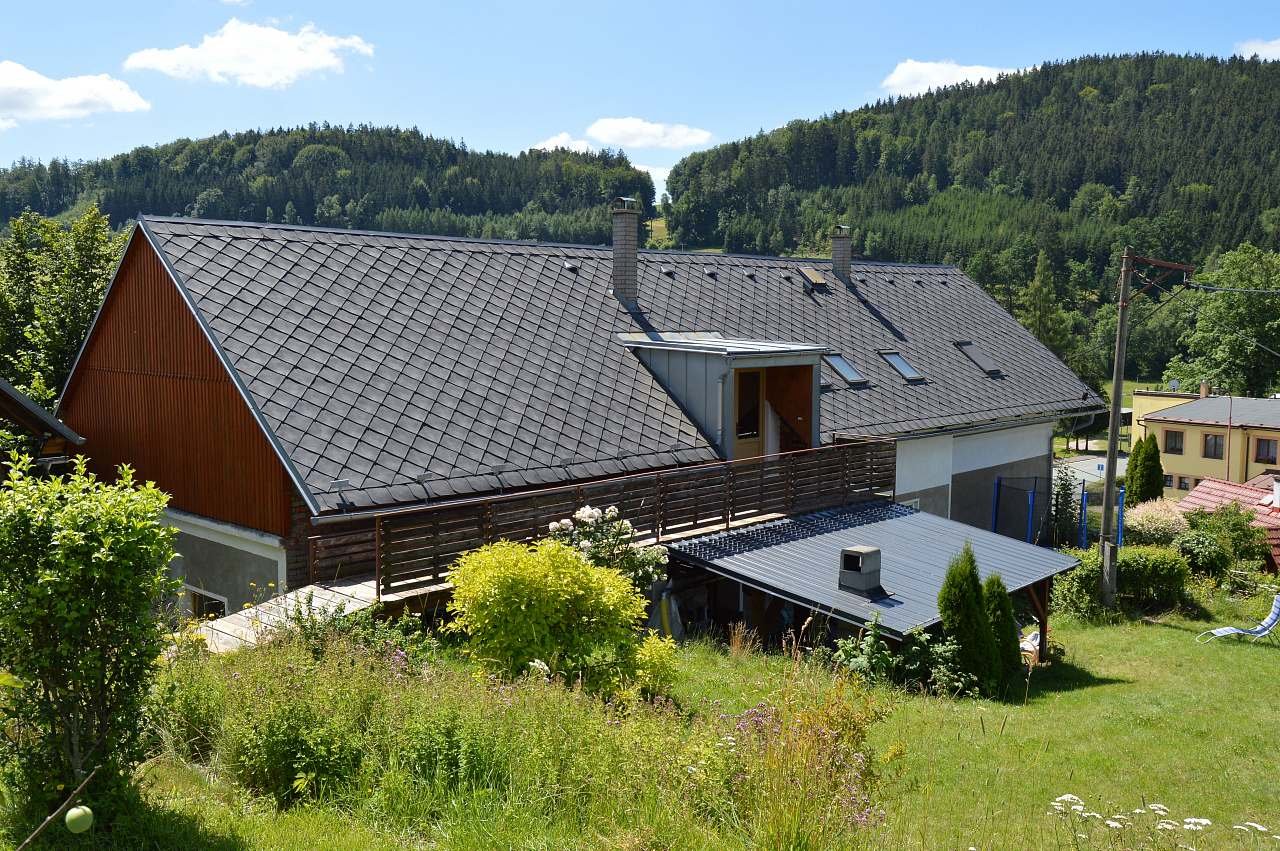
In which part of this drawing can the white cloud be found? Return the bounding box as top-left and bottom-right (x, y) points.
(0, 60), (149, 130)
(880, 59), (1016, 96)
(585, 117), (712, 149)
(124, 18), (373, 89)
(1236, 37), (1280, 60)
(533, 131), (593, 153)
(636, 164), (671, 197)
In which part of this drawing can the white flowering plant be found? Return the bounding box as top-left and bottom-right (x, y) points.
(548, 505), (669, 590)
(1045, 792), (1273, 848)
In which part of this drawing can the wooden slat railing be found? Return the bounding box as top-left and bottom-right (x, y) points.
(310, 437), (895, 600)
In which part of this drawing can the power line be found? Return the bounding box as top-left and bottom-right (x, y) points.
(1186, 281), (1280, 294)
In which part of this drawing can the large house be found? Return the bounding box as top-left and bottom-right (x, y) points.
(1133, 388), (1280, 498)
(53, 203), (1101, 615)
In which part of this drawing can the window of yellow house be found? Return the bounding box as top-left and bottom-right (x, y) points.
(1177, 476), (1191, 490)
(1203, 433), (1225, 460)
(1163, 474), (1173, 488)
(1256, 438), (1278, 465)
(1164, 429), (1183, 454)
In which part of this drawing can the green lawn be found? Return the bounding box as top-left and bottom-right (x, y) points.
(869, 595), (1279, 847)
(13, 591), (1278, 850)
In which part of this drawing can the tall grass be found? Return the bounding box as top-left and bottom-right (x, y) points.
(144, 628), (892, 850)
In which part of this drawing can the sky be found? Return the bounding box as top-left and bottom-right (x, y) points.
(2, 1), (1279, 197)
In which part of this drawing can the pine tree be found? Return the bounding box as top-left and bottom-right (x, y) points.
(983, 573), (1024, 695)
(1018, 250), (1071, 357)
(937, 543), (999, 695)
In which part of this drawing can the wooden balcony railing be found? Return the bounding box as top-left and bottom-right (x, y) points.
(309, 437), (895, 600)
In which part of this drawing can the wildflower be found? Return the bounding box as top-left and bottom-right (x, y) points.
(1148, 803), (1169, 814)
(1156, 821), (1178, 831)
(1184, 823), (1204, 831)
(1051, 802), (1066, 812)
(605, 505), (619, 519)
(1106, 820), (1124, 829)
(1071, 805), (1084, 813)
(1184, 818), (1211, 827)
(1055, 794), (1083, 804)
(1244, 823), (1269, 832)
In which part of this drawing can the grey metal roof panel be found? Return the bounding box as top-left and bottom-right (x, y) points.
(140, 216), (1101, 515)
(671, 502), (1080, 637)
(1143, 396), (1280, 430)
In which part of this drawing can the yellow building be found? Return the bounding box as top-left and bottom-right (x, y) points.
(1132, 390), (1280, 500)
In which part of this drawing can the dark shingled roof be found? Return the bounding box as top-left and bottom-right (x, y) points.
(671, 501), (1080, 637)
(135, 217), (1101, 515)
(1143, 396), (1280, 430)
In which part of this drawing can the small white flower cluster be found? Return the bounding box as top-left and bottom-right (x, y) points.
(548, 518), (574, 534)
(1048, 794), (1268, 842)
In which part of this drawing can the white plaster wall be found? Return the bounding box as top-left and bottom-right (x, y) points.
(951, 422), (1054, 475)
(895, 434), (954, 494)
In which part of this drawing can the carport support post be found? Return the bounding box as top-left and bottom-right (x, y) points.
(1038, 579), (1051, 656)
(1025, 489), (1035, 543)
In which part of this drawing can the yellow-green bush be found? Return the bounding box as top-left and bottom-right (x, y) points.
(447, 539), (648, 693)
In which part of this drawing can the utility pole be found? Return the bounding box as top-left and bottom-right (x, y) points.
(1099, 246), (1134, 608)
(1097, 248), (1196, 607)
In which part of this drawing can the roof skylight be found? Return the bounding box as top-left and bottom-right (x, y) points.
(955, 340), (1002, 376)
(880, 351), (924, 382)
(799, 267), (825, 286)
(824, 354), (867, 386)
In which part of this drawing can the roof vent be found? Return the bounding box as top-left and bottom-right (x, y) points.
(839, 545), (883, 596)
(660, 265), (676, 277)
(704, 268), (717, 279)
(563, 260), (579, 272)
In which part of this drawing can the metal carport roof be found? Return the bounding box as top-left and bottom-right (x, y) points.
(669, 502), (1078, 637)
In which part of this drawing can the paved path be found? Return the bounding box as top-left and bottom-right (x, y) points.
(196, 574), (379, 652)
(1059, 453), (1129, 489)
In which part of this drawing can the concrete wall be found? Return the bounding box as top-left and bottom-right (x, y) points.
(895, 422), (1054, 533)
(166, 509), (287, 613)
(895, 434), (953, 517)
(950, 453), (1053, 534)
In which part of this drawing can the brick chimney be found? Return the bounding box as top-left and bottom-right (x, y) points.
(1200, 380), (1211, 398)
(831, 224), (852, 283)
(611, 197), (639, 309)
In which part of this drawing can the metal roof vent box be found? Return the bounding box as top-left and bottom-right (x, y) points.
(839, 545), (883, 596)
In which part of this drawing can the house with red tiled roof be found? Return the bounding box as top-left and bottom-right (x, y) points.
(1178, 477), (1280, 571)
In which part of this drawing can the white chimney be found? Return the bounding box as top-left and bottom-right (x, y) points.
(1200, 380), (1211, 398)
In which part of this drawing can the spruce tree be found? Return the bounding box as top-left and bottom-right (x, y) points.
(937, 543), (998, 695)
(983, 573), (1024, 695)
(1141, 434), (1165, 500)
(1125, 434), (1150, 506)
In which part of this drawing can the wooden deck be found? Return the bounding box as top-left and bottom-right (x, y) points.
(309, 438), (897, 603)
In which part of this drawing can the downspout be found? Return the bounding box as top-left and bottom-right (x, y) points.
(717, 372), (726, 454)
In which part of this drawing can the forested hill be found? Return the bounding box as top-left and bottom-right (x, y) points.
(0, 125), (655, 244)
(665, 53), (1280, 275)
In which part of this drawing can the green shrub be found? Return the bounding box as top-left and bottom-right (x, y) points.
(1122, 499), (1189, 545)
(1056, 545), (1190, 618)
(936, 543), (999, 695)
(0, 457), (177, 812)
(1173, 528), (1232, 577)
(832, 615), (896, 684)
(225, 701), (364, 805)
(1186, 503), (1270, 565)
(982, 574), (1024, 695)
(152, 630), (228, 763)
(633, 633), (679, 699)
(447, 539), (648, 693)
